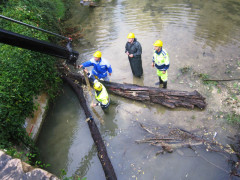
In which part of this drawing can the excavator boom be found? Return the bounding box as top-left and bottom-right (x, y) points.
(0, 15), (79, 65)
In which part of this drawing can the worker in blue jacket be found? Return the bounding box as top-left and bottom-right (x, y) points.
(78, 51), (112, 81)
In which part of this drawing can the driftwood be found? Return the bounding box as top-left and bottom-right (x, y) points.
(137, 123), (240, 177)
(58, 64), (206, 109)
(137, 123), (236, 155)
(203, 78), (240, 82)
(62, 76), (117, 180)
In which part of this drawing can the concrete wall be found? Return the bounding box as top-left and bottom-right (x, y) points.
(25, 93), (49, 141)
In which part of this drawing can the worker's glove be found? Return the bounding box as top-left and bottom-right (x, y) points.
(91, 103), (96, 107)
(78, 65), (85, 69)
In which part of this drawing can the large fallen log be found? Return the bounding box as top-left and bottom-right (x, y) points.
(58, 64), (206, 109)
(62, 76), (117, 180)
(102, 81), (206, 109)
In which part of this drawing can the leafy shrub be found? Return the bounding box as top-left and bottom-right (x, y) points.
(0, 0), (67, 150)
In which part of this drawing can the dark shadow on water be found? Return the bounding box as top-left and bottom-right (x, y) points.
(73, 144), (96, 179)
(132, 75), (144, 86)
(100, 96), (119, 137)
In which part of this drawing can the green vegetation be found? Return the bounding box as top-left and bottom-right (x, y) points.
(198, 73), (209, 81)
(60, 169), (87, 180)
(233, 82), (240, 93)
(197, 73), (222, 92)
(179, 65), (191, 74)
(226, 113), (240, 125)
(53, 0), (66, 19)
(2, 146), (51, 169)
(0, 0), (70, 159)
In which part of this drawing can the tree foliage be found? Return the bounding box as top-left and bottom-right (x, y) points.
(0, 0), (66, 149)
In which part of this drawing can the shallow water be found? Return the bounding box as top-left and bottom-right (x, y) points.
(37, 0), (240, 179)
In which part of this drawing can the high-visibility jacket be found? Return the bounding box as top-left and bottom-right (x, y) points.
(152, 49), (170, 71)
(95, 84), (110, 108)
(82, 58), (112, 79)
(152, 49), (170, 81)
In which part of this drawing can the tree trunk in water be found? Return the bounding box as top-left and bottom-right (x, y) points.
(62, 76), (117, 180)
(59, 65), (206, 109)
(101, 81), (206, 109)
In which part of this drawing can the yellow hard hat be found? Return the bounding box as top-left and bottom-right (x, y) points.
(93, 51), (102, 58)
(93, 81), (102, 91)
(153, 40), (163, 47)
(127, 33), (135, 39)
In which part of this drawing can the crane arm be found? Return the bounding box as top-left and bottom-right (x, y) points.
(0, 28), (79, 65)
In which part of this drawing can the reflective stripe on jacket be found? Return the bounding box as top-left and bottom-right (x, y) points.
(82, 58), (112, 79)
(152, 49), (170, 71)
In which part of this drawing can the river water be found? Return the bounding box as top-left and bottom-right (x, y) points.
(37, 0), (240, 179)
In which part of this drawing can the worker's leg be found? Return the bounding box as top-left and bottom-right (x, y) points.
(163, 81), (167, 88)
(101, 99), (110, 113)
(157, 70), (168, 88)
(128, 57), (135, 75)
(133, 58), (143, 77)
(159, 77), (163, 84)
(155, 77), (163, 85)
(161, 72), (168, 89)
(102, 107), (110, 113)
(129, 57), (143, 77)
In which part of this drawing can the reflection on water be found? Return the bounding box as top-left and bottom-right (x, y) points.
(37, 0), (240, 179)
(100, 99), (118, 137)
(132, 76), (144, 86)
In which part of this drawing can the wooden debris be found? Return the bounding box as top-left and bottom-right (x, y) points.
(57, 64), (206, 109)
(136, 123), (236, 155)
(203, 78), (240, 82)
(62, 76), (117, 180)
(139, 125), (240, 178)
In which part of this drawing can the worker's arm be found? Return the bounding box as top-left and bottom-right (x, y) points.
(152, 55), (155, 67)
(91, 102), (101, 107)
(91, 103), (99, 107)
(132, 42), (142, 57)
(78, 59), (94, 69)
(108, 65), (112, 76)
(91, 98), (108, 107)
(152, 62), (155, 67)
(125, 42), (129, 54)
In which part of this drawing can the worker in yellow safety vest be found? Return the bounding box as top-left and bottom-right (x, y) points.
(152, 40), (170, 88)
(92, 80), (110, 110)
(82, 68), (110, 110)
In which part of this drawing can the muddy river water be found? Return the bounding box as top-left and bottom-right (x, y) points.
(37, 0), (240, 179)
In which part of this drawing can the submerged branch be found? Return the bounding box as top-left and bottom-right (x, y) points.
(62, 76), (117, 180)
(203, 78), (240, 81)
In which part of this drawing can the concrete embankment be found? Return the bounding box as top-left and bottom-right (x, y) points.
(25, 93), (49, 141)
